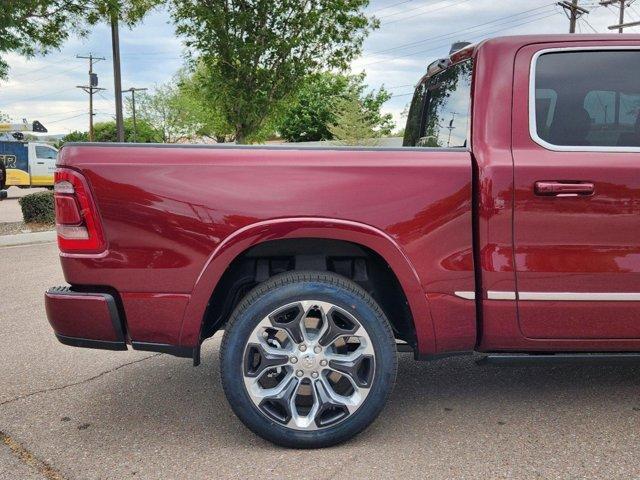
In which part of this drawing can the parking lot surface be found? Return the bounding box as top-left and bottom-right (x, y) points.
(1, 241), (640, 479)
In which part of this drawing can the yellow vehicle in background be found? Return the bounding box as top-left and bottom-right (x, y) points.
(0, 141), (58, 188)
(0, 120), (55, 190)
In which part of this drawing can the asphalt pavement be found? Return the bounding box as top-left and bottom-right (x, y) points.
(1, 242), (640, 479)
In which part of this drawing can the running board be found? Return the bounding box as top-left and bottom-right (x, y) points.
(477, 353), (640, 366)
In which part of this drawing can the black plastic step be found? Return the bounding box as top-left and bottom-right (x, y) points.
(477, 353), (640, 366)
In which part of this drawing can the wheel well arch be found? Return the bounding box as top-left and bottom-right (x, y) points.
(199, 238), (417, 348)
(178, 218), (435, 356)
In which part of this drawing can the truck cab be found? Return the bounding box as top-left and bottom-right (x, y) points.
(0, 141), (58, 188)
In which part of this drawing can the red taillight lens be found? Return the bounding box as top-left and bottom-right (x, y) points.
(54, 169), (106, 253)
(54, 195), (82, 225)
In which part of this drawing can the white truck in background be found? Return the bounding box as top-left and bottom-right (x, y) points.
(0, 141), (58, 189)
(0, 120), (56, 196)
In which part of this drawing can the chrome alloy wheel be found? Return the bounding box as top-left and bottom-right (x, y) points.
(242, 300), (376, 431)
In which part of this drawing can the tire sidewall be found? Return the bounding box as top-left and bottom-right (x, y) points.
(220, 276), (397, 448)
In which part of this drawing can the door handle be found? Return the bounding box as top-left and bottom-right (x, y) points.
(36, 162), (44, 165)
(535, 181), (594, 197)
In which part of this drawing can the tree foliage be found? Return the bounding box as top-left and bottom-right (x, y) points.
(170, 0), (378, 143)
(133, 67), (234, 143)
(0, 0), (160, 79)
(278, 72), (394, 142)
(56, 118), (163, 146)
(329, 95), (389, 146)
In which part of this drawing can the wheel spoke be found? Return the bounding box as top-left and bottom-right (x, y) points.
(299, 301), (333, 343)
(268, 303), (305, 344)
(254, 375), (300, 424)
(243, 342), (289, 379)
(318, 307), (359, 347)
(287, 379), (321, 430)
(328, 353), (375, 388)
(313, 377), (352, 426)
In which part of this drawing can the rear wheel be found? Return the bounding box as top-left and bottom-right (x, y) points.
(220, 271), (397, 448)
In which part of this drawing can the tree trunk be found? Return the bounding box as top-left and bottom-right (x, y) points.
(235, 126), (246, 144)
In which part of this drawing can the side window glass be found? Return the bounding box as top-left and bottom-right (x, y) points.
(535, 88), (557, 139)
(403, 81), (427, 147)
(419, 61), (472, 148)
(533, 50), (640, 148)
(35, 146), (57, 160)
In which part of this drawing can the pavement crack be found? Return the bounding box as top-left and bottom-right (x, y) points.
(1, 430), (68, 480)
(0, 353), (162, 407)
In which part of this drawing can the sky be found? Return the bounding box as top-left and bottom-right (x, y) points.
(0, 0), (637, 136)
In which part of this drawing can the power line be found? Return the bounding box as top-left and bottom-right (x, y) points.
(0, 87), (75, 107)
(384, 0), (472, 26)
(386, 83), (415, 89)
(363, 9), (559, 66)
(390, 92), (415, 98)
(26, 64), (85, 84)
(368, 2), (555, 56)
(580, 15), (599, 31)
(6, 57), (78, 78)
(370, 0), (415, 14)
(376, 0), (451, 20)
(45, 112), (87, 124)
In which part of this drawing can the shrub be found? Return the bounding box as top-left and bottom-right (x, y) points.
(19, 190), (55, 224)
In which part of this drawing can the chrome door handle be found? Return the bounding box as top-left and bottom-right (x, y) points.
(535, 181), (594, 197)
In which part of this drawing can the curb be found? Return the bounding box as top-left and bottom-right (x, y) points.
(0, 230), (56, 247)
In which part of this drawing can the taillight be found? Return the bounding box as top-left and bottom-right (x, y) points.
(54, 169), (106, 253)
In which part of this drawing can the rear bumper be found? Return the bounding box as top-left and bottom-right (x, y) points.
(44, 286), (198, 362)
(44, 287), (127, 351)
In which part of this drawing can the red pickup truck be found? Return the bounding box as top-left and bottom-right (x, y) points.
(45, 35), (640, 448)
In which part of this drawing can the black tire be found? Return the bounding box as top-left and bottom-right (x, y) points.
(220, 271), (397, 448)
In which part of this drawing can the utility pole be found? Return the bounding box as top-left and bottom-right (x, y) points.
(76, 54), (106, 142)
(602, 0), (638, 32)
(123, 87), (147, 142)
(558, 0), (590, 32)
(446, 112), (458, 148)
(110, 14), (125, 142)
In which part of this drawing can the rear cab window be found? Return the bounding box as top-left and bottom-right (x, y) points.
(403, 60), (473, 148)
(532, 49), (640, 149)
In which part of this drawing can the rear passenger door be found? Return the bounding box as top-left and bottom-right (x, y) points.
(511, 44), (640, 344)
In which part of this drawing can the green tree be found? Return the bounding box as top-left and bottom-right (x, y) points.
(329, 95), (384, 146)
(170, 0), (378, 143)
(55, 130), (89, 148)
(134, 68), (233, 143)
(94, 118), (163, 142)
(278, 72), (394, 142)
(0, 0), (160, 79)
(56, 118), (162, 146)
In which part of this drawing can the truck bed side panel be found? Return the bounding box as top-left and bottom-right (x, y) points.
(58, 145), (474, 354)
